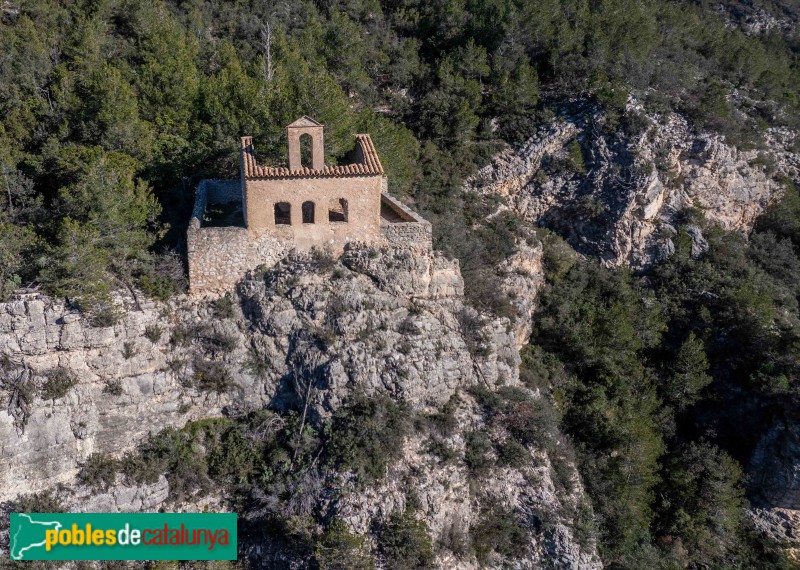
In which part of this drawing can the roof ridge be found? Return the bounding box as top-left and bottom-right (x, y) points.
(240, 133), (384, 179)
(287, 115), (323, 128)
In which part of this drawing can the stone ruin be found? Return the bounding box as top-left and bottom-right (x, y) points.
(187, 116), (432, 296)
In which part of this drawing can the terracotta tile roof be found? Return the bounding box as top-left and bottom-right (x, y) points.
(240, 134), (384, 179)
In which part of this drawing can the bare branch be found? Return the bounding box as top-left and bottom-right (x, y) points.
(260, 23), (273, 82)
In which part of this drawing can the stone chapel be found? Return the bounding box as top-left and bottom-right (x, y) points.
(187, 117), (431, 296)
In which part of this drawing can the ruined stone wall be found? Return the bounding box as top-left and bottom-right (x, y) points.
(380, 222), (432, 249)
(244, 175), (383, 250)
(192, 180), (242, 220)
(187, 180), (431, 296)
(189, 179), (288, 297)
(187, 226), (290, 297)
(379, 193), (432, 249)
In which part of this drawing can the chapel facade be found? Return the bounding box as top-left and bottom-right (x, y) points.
(187, 117), (431, 296)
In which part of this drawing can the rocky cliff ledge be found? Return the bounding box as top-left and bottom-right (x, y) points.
(0, 244), (598, 569)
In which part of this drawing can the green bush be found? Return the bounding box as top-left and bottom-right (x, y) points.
(518, 343), (568, 391)
(170, 325), (192, 346)
(502, 397), (559, 449)
(469, 384), (559, 452)
(213, 296), (235, 319)
(577, 195), (607, 220)
(470, 506), (528, 565)
(144, 324), (162, 343)
(326, 395), (411, 483)
(378, 508), (435, 570)
(191, 359), (234, 393)
(539, 230), (577, 283)
(127, 425), (212, 501)
(497, 439), (530, 468)
(170, 323), (238, 354)
(567, 139), (587, 174)
(466, 384), (503, 410)
(424, 394), (459, 437)
(197, 328), (239, 354)
(13, 491), (65, 515)
(120, 451), (163, 486)
(314, 520), (375, 570)
(41, 368), (78, 400)
(138, 272), (177, 301)
(208, 425), (261, 484)
(311, 247), (338, 271)
(78, 453), (119, 492)
(550, 445), (578, 495)
(464, 430), (494, 474)
(122, 341), (136, 360)
(425, 437), (459, 463)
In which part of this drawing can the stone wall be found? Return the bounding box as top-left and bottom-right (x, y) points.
(243, 175), (384, 251)
(187, 225), (290, 297)
(379, 193), (432, 249)
(188, 182), (432, 297)
(191, 179), (242, 222)
(380, 222), (432, 249)
(189, 179), (288, 297)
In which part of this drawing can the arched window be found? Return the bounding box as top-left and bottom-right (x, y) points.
(302, 201), (315, 224)
(299, 133), (313, 168)
(328, 198), (348, 222)
(274, 202), (291, 225)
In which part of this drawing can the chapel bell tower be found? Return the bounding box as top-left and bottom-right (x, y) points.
(287, 116), (325, 171)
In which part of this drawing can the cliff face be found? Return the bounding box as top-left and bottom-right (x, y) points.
(0, 243), (599, 568)
(0, 293), (226, 499)
(467, 101), (798, 268)
(0, 245), (469, 497)
(467, 105), (800, 562)
(749, 418), (800, 560)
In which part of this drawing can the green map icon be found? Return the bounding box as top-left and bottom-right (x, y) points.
(10, 514), (63, 560)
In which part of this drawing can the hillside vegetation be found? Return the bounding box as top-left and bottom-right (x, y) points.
(1, 0), (798, 309)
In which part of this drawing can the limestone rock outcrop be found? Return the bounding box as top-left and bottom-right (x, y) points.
(467, 102), (798, 268)
(749, 417), (800, 560)
(0, 242), (595, 568)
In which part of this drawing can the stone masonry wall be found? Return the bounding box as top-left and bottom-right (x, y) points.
(379, 193), (432, 249)
(189, 179), (288, 297)
(188, 182), (433, 297)
(244, 175), (384, 251)
(187, 226), (291, 297)
(191, 179), (242, 220)
(380, 222), (432, 249)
